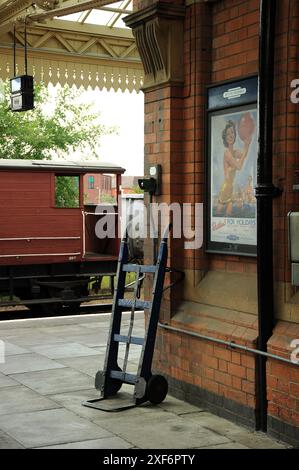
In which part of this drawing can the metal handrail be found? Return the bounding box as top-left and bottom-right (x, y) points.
(158, 322), (299, 367)
(0, 252), (81, 258)
(0, 237), (80, 241)
(84, 212), (118, 216)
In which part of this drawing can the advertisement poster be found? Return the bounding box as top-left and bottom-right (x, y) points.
(210, 108), (258, 249)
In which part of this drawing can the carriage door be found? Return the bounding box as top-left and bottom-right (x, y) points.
(83, 173), (118, 257)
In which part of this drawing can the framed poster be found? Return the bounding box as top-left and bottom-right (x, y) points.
(206, 77), (258, 256)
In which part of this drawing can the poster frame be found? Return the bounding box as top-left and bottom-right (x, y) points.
(205, 77), (258, 257)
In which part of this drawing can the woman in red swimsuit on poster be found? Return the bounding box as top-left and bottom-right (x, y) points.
(216, 113), (254, 216)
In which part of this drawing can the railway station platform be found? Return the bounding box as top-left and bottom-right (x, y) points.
(0, 312), (291, 449)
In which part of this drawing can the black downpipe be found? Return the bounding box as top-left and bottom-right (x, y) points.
(149, 192), (158, 264)
(256, 0), (280, 432)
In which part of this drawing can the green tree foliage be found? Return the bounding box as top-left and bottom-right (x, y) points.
(0, 81), (115, 160)
(131, 185), (144, 194)
(55, 176), (79, 208)
(101, 192), (117, 204)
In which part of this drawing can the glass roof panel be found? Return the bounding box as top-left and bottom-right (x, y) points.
(109, 1), (125, 7)
(85, 9), (112, 26)
(112, 16), (127, 28)
(55, 0), (133, 29)
(58, 12), (82, 22)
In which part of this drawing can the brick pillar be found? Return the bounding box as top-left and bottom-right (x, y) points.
(125, 2), (186, 323)
(266, 0), (299, 446)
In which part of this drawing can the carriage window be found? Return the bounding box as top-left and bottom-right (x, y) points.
(55, 175), (80, 208)
(84, 173), (117, 205)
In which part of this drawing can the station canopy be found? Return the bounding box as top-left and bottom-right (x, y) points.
(0, 1), (143, 92)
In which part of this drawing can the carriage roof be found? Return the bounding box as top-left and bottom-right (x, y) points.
(0, 159), (126, 174)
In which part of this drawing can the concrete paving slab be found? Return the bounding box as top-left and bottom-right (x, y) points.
(70, 315), (112, 325)
(29, 342), (101, 359)
(199, 442), (249, 449)
(2, 342), (30, 356)
(92, 404), (173, 429)
(57, 355), (102, 377)
(15, 317), (91, 328)
(50, 388), (162, 423)
(89, 346), (107, 354)
(62, 334), (109, 348)
(35, 325), (95, 337)
(0, 353), (66, 375)
(181, 411), (248, 435)
(0, 319), (36, 330)
(37, 436), (133, 449)
(10, 367), (94, 395)
(0, 327), (41, 337)
(48, 389), (107, 421)
(2, 333), (68, 347)
(0, 314), (292, 450)
(0, 372), (20, 389)
(42, 315), (102, 325)
(0, 408), (112, 448)
(79, 322), (111, 329)
(94, 412), (231, 449)
(0, 314), (106, 330)
(181, 412), (289, 449)
(158, 395), (205, 415)
(0, 430), (24, 449)
(0, 385), (61, 415)
(225, 430), (290, 449)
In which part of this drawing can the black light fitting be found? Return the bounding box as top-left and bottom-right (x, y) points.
(10, 18), (34, 112)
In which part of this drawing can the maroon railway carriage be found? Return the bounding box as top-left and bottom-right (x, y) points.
(0, 159), (125, 313)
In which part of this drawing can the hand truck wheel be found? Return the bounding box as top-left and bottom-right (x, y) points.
(146, 374), (168, 405)
(95, 365), (123, 396)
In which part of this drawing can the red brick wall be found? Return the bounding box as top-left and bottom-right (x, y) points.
(267, 321), (299, 438)
(212, 0), (259, 82)
(154, 313), (258, 413)
(141, 0), (256, 395)
(136, 0), (299, 443)
(143, 0), (261, 307)
(208, 0), (259, 274)
(143, 85), (185, 320)
(267, 0), (299, 441)
(272, 0), (299, 286)
(83, 174), (115, 205)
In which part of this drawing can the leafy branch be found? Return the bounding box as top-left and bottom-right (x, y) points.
(0, 82), (117, 160)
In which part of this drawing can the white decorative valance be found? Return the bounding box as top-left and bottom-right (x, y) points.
(0, 18), (144, 92)
(0, 51), (143, 92)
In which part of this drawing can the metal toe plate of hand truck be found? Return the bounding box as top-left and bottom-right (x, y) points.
(82, 392), (137, 412)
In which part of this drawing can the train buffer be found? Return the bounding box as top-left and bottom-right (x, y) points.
(82, 225), (171, 411)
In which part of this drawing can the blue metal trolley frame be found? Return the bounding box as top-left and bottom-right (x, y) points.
(82, 225), (171, 411)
